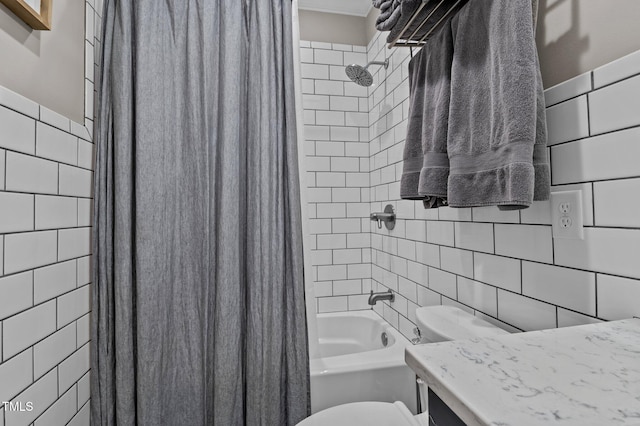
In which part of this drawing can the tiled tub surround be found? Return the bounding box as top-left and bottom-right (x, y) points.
(405, 318), (640, 426)
(300, 41), (374, 313)
(304, 32), (640, 338)
(367, 33), (640, 336)
(0, 2), (101, 425)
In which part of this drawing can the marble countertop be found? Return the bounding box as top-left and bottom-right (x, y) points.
(405, 318), (640, 426)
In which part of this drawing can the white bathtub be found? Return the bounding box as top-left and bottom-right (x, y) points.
(310, 310), (417, 414)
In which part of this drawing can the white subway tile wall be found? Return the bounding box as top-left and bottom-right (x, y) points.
(302, 35), (640, 337)
(0, 2), (100, 425)
(300, 40), (372, 313)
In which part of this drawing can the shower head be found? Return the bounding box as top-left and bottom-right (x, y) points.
(345, 59), (389, 87)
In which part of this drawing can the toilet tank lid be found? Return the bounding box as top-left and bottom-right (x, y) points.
(415, 306), (509, 343)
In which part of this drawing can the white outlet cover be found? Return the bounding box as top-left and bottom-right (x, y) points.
(550, 190), (585, 239)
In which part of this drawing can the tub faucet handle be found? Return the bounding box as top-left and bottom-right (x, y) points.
(369, 204), (396, 230)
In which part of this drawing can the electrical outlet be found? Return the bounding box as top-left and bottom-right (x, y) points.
(550, 190), (584, 239)
(560, 217), (572, 228)
(558, 202), (571, 214)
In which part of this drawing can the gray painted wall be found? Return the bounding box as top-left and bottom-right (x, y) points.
(299, 10), (368, 46)
(0, 0), (85, 122)
(536, 0), (640, 87)
(365, 7), (378, 47)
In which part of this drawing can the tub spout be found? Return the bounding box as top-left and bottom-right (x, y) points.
(368, 289), (395, 306)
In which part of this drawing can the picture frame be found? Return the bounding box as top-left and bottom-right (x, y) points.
(0, 0), (52, 30)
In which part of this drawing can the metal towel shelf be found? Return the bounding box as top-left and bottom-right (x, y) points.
(387, 0), (468, 49)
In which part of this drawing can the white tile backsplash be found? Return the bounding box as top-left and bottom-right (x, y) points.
(4, 231), (58, 275)
(593, 49), (640, 88)
(519, 200), (552, 225)
(301, 63), (329, 80)
(68, 404), (90, 426)
(589, 74), (640, 135)
(522, 262), (596, 316)
(597, 274), (640, 320)
(59, 164), (93, 197)
(0, 86), (39, 119)
(303, 95), (329, 110)
(0, 272), (33, 321)
(58, 227), (92, 261)
(551, 127), (640, 184)
(454, 222), (494, 253)
(417, 284), (441, 306)
(57, 285), (91, 328)
(0, 149), (5, 190)
(310, 41), (332, 49)
(0, 4), (97, 419)
(457, 277), (498, 317)
(318, 296), (348, 313)
(415, 242), (440, 268)
(497, 290), (557, 331)
(33, 323), (77, 379)
(77, 315), (90, 348)
(439, 207), (472, 222)
(315, 80), (344, 96)
(440, 247), (474, 278)
(332, 279), (362, 296)
(557, 308), (602, 328)
(58, 344), (90, 394)
(426, 221), (454, 246)
(0, 192), (34, 233)
(473, 253), (521, 293)
(3, 300), (56, 359)
(494, 224), (553, 264)
(407, 261), (429, 286)
(314, 49), (343, 66)
(593, 178), (640, 227)
(555, 228), (640, 279)
(35, 195), (78, 229)
(300, 39), (640, 330)
(34, 385), (78, 426)
(5, 152), (59, 195)
(0, 348), (33, 402)
(35, 122), (78, 165)
(33, 260), (77, 304)
(0, 105), (36, 155)
(77, 256), (91, 286)
(6, 369), (58, 425)
(317, 234), (346, 250)
(546, 95), (590, 145)
(544, 72), (592, 106)
(428, 268), (457, 300)
(472, 206), (520, 224)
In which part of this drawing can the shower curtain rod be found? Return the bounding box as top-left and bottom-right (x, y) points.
(387, 0), (468, 48)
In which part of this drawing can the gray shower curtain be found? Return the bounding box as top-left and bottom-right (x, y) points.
(91, 1), (310, 425)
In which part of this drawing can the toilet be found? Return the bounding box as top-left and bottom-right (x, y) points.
(298, 305), (509, 426)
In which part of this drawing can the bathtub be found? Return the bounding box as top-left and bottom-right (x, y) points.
(309, 310), (417, 414)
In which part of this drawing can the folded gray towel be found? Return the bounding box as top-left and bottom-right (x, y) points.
(379, 0), (394, 12)
(400, 21), (453, 206)
(376, 0), (403, 31)
(446, 0), (550, 209)
(387, 0), (466, 44)
(372, 0), (386, 9)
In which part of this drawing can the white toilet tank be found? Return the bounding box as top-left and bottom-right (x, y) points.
(413, 306), (510, 416)
(415, 305), (509, 344)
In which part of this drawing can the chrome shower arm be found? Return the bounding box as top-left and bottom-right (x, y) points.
(364, 59), (389, 70)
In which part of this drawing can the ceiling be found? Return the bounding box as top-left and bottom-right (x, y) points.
(298, 0), (373, 17)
